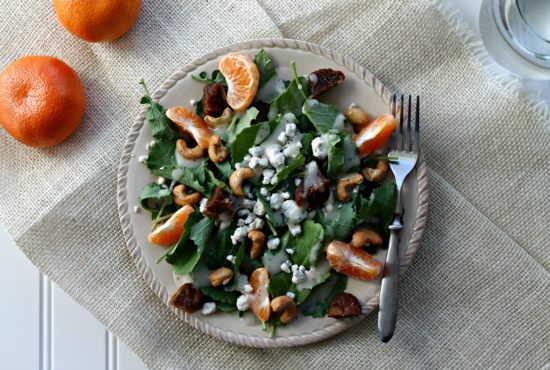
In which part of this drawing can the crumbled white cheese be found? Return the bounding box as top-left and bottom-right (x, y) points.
(190, 99), (197, 106)
(269, 193), (284, 210)
(282, 142), (301, 160)
(267, 237), (280, 250)
(294, 178), (302, 186)
(260, 187), (269, 197)
(265, 145), (285, 168)
(199, 198), (208, 213)
(280, 260), (291, 273)
(243, 284), (253, 293)
(289, 223), (302, 236)
(236, 295), (249, 311)
(285, 248), (295, 255)
(231, 226), (248, 245)
(248, 156), (260, 169)
(253, 200), (266, 216)
(237, 218), (246, 227)
(157, 177), (166, 185)
(281, 191), (291, 200)
(248, 218), (264, 231)
(201, 302), (217, 315)
(262, 168), (275, 184)
(145, 140), (156, 150)
(244, 154), (252, 162)
(237, 275), (249, 294)
(226, 255), (236, 264)
(237, 209), (250, 216)
(285, 123), (297, 138)
(292, 268), (306, 284)
(286, 292), (296, 300)
(138, 155), (148, 163)
(235, 163), (242, 169)
(277, 131), (288, 145)
(281, 200), (306, 224)
(257, 157), (269, 168)
(242, 199), (256, 209)
(133, 206), (140, 213)
(248, 146), (263, 157)
(244, 213), (256, 224)
(311, 135), (329, 159)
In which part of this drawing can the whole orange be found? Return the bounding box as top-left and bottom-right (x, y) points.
(53, 0), (142, 42)
(0, 56), (86, 147)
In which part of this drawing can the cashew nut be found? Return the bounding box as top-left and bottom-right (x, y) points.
(176, 139), (205, 160)
(344, 107), (370, 127)
(336, 173), (363, 202)
(172, 184), (202, 207)
(362, 160), (388, 182)
(208, 135), (228, 163)
(248, 230), (266, 260)
(351, 229), (383, 248)
(229, 168), (254, 197)
(270, 296), (297, 324)
(205, 108), (233, 128)
(208, 267), (234, 287)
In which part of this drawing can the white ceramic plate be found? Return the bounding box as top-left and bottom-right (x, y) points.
(117, 39), (428, 347)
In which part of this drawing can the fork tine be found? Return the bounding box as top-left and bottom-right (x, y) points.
(406, 95), (412, 151)
(399, 95), (404, 150)
(414, 96), (420, 152)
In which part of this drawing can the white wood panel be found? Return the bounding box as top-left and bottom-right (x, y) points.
(0, 225), (40, 370)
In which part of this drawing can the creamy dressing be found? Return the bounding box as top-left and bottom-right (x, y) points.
(332, 113), (346, 132)
(342, 136), (361, 171)
(308, 73), (318, 86)
(308, 229), (325, 266)
(174, 149), (202, 169)
(219, 211), (233, 230)
(303, 161), (324, 198)
(173, 272), (193, 286)
(255, 75), (286, 103)
(295, 259), (331, 291)
(262, 248), (289, 275)
(254, 122), (271, 145)
(189, 263), (211, 288)
(323, 191), (339, 221)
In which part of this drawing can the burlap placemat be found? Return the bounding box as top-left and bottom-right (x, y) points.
(1, 0), (548, 368)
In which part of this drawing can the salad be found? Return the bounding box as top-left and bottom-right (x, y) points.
(137, 49), (398, 336)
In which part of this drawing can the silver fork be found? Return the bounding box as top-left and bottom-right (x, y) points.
(378, 95), (420, 342)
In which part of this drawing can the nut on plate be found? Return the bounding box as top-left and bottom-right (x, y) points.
(362, 160), (389, 182)
(229, 168), (254, 197)
(327, 293), (362, 317)
(205, 107), (233, 128)
(208, 134), (228, 163)
(271, 295), (297, 324)
(336, 173), (363, 202)
(350, 229), (383, 248)
(248, 230), (266, 259)
(169, 283), (204, 313)
(209, 267), (234, 287)
(176, 139), (205, 160)
(344, 107), (370, 127)
(172, 184), (202, 207)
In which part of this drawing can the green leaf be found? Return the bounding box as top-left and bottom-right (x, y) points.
(301, 273), (348, 318)
(202, 224), (237, 269)
(166, 213), (215, 275)
(302, 99), (343, 133)
(327, 134), (344, 178)
(206, 167), (230, 193)
(358, 183), (398, 229)
(171, 161), (208, 194)
(229, 121), (269, 166)
(290, 220), (324, 268)
(328, 201), (356, 241)
(268, 77), (306, 121)
(268, 272), (292, 298)
(301, 132), (314, 158)
(139, 183), (173, 211)
(240, 254), (264, 275)
(200, 286), (239, 306)
(254, 49), (276, 89)
(257, 194), (284, 227)
(216, 302), (238, 312)
(145, 139), (177, 178)
(191, 70), (227, 88)
(225, 242), (245, 292)
(214, 160), (233, 180)
(140, 80), (178, 141)
(226, 107), (259, 144)
(268, 153), (305, 190)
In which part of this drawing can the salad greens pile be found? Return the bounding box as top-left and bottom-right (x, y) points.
(138, 49), (397, 336)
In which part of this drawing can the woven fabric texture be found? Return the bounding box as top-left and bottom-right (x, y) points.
(0, 0), (548, 369)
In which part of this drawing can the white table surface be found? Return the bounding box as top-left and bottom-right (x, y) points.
(0, 1), (547, 369)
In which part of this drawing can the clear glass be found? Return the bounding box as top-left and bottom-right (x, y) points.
(493, 0), (550, 69)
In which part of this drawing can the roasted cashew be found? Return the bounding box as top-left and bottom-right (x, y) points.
(248, 230), (266, 259)
(344, 107), (370, 127)
(351, 229), (383, 248)
(208, 135), (228, 163)
(208, 267), (234, 287)
(271, 295), (297, 324)
(172, 184), (202, 207)
(205, 108), (233, 128)
(229, 168), (254, 197)
(176, 139), (205, 160)
(362, 160), (388, 182)
(336, 173), (363, 202)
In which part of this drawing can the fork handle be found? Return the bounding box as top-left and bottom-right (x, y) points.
(378, 219), (402, 343)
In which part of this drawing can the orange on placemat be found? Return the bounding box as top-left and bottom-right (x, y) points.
(148, 205), (195, 246)
(53, 0), (142, 42)
(0, 56), (86, 148)
(218, 54), (260, 112)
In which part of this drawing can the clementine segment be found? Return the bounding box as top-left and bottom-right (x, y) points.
(0, 56), (86, 148)
(166, 107), (212, 149)
(353, 114), (397, 157)
(326, 241), (382, 281)
(218, 55), (259, 112)
(247, 267), (271, 321)
(53, 0), (142, 42)
(148, 205), (194, 246)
